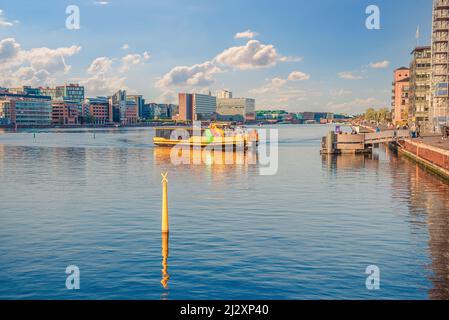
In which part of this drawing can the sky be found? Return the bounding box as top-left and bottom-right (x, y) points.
(0, 0), (434, 114)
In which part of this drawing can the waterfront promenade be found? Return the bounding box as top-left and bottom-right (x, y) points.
(354, 124), (449, 181)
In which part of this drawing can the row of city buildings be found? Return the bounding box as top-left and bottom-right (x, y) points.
(255, 110), (350, 124)
(0, 84), (177, 127)
(0, 84), (257, 127)
(391, 0), (449, 132)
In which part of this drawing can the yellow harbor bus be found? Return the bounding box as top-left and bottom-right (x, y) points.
(153, 124), (259, 150)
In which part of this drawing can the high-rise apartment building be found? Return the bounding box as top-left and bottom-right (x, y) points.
(430, 0), (449, 131)
(392, 67), (410, 124)
(410, 46), (432, 125)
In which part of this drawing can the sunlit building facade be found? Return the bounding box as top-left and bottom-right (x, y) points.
(178, 93), (217, 121)
(391, 67), (410, 124)
(0, 91), (52, 126)
(430, 0), (449, 130)
(217, 97), (256, 122)
(409, 46), (431, 125)
(51, 100), (80, 125)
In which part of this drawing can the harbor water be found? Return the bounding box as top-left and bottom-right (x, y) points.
(0, 125), (448, 299)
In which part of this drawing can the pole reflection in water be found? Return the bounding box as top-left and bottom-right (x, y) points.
(161, 232), (170, 290)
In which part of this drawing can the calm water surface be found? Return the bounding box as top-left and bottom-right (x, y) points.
(0, 125), (448, 299)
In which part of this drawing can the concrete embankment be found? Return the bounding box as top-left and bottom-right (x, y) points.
(356, 124), (449, 181)
(398, 139), (449, 181)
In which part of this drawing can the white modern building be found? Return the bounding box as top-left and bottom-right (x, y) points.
(217, 97), (256, 121)
(217, 89), (233, 99)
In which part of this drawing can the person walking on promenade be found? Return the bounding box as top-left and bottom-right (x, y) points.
(442, 125), (449, 140)
(410, 123), (417, 138)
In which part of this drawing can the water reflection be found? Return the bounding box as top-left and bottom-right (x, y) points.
(153, 147), (259, 185)
(161, 232), (170, 291)
(323, 147), (449, 299)
(406, 162), (449, 299)
(321, 153), (381, 173)
(153, 147), (258, 166)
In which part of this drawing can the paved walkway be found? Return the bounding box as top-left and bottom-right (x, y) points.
(415, 136), (449, 151)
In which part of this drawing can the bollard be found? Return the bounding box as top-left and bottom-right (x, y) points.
(161, 172), (169, 233)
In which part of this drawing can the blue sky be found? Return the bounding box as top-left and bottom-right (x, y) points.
(0, 0), (433, 114)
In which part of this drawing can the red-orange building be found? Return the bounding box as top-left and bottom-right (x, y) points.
(83, 97), (112, 124)
(392, 67), (410, 124)
(178, 93), (193, 121)
(52, 100), (79, 125)
(125, 104), (138, 124)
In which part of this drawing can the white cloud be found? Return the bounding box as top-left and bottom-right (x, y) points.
(156, 61), (222, 88)
(327, 97), (380, 114)
(0, 38), (81, 87)
(80, 51), (150, 96)
(279, 56), (303, 63)
(87, 57), (113, 74)
(215, 40), (278, 70)
(338, 71), (362, 80)
(156, 39), (297, 93)
(119, 52), (151, 72)
(250, 70), (310, 94)
(234, 29), (259, 39)
(330, 89), (352, 97)
(270, 77), (288, 88)
(369, 60), (390, 69)
(80, 73), (126, 96)
(288, 71), (310, 81)
(255, 88), (322, 109)
(22, 45), (81, 73)
(158, 90), (177, 104)
(93, 1), (109, 5)
(121, 43), (129, 50)
(80, 56), (126, 96)
(0, 9), (16, 27)
(0, 38), (20, 61)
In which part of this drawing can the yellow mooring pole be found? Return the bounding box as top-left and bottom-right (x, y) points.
(161, 172), (169, 234)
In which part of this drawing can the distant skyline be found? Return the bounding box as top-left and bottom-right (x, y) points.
(0, 0), (433, 114)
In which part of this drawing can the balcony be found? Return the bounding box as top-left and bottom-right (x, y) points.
(435, 0), (449, 9)
(434, 10), (449, 20)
